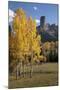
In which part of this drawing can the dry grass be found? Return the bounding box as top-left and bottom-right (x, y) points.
(9, 63), (58, 89)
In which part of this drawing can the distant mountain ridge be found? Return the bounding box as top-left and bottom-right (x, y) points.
(36, 24), (58, 42)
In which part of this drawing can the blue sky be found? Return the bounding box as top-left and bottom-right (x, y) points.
(8, 1), (58, 26)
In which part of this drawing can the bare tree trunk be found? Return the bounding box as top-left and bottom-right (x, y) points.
(15, 58), (17, 79)
(16, 61), (18, 80)
(30, 53), (33, 78)
(30, 62), (32, 78)
(16, 59), (19, 79)
(20, 60), (22, 77)
(22, 61), (24, 77)
(18, 61), (21, 77)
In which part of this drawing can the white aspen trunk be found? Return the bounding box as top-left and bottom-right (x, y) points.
(23, 61), (24, 77)
(30, 53), (33, 78)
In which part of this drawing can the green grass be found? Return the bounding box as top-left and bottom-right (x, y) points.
(9, 63), (58, 89)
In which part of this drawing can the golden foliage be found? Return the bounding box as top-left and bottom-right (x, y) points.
(42, 41), (51, 51)
(10, 8), (41, 62)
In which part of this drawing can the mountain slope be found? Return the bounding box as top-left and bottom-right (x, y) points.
(36, 25), (58, 42)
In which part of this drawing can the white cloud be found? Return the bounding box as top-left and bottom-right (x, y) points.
(36, 19), (40, 24)
(9, 9), (15, 23)
(35, 19), (40, 26)
(33, 6), (37, 10)
(9, 16), (13, 23)
(9, 9), (15, 17)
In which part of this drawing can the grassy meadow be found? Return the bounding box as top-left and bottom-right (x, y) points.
(9, 63), (58, 89)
